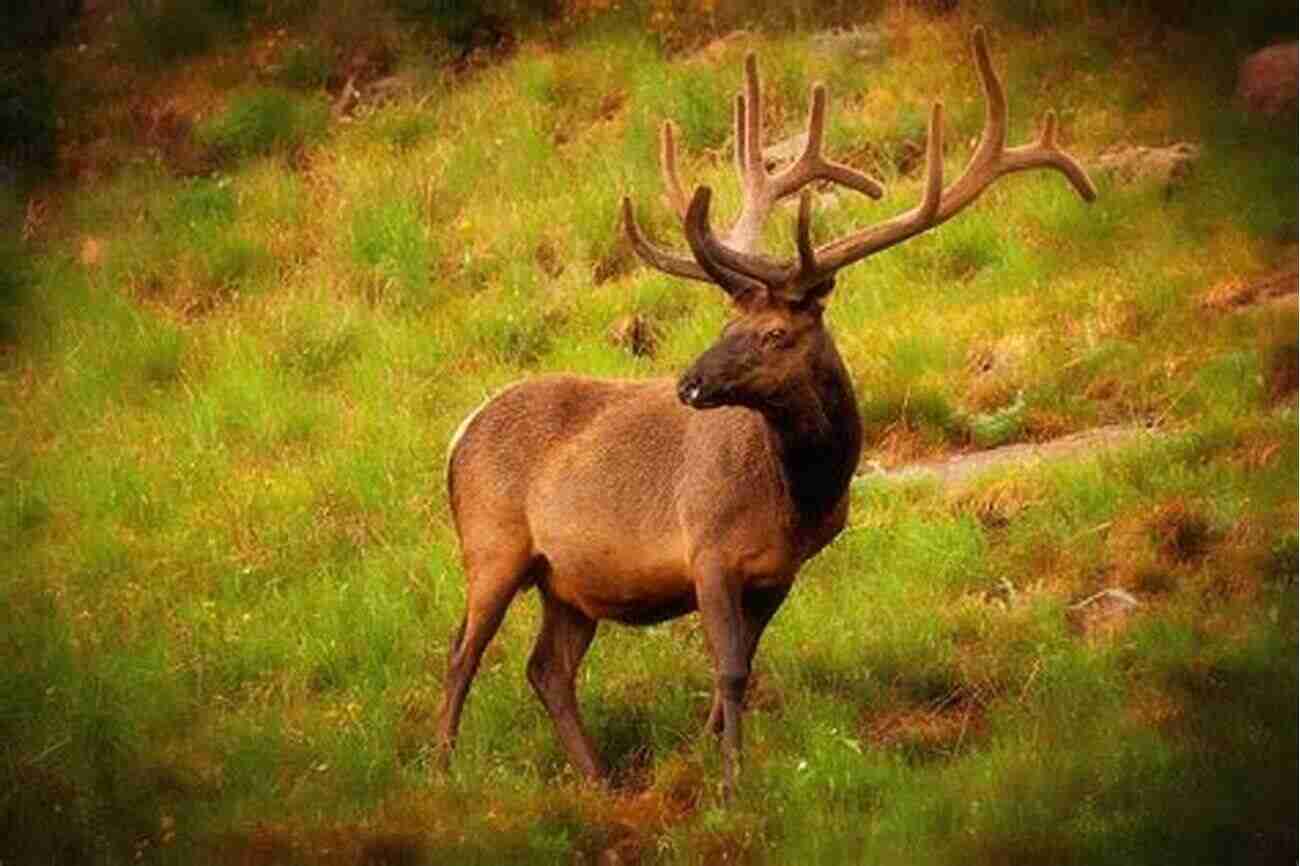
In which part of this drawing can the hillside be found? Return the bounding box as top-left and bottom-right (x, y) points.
(2, 2), (1296, 864)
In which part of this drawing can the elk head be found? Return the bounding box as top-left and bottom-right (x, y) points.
(622, 27), (1096, 413)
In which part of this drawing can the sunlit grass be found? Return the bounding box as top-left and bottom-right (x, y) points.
(1, 3), (1295, 864)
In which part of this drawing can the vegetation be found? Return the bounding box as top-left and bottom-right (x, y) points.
(2, 1), (1295, 863)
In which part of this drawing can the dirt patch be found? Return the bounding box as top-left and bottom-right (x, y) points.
(1201, 265), (1298, 311)
(864, 690), (985, 762)
(130, 95), (214, 176)
(863, 424), (1150, 488)
(213, 822), (425, 866)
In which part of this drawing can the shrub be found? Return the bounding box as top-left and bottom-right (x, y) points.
(119, 0), (236, 65)
(196, 87), (329, 163)
(0, 195), (31, 349)
(277, 41), (333, 90)
(0, 65), (57, 184)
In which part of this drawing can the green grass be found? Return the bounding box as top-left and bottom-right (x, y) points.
(2, 3), (1296, 864)
(196, 87), (330, 163)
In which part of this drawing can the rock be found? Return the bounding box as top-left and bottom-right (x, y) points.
(1237, 42), (1298, 117)
(863, 424), (1149, 488)
(689, 30), (750, 65)
(332, 76), (360, 119)
(1093, 142), (1199, 188)
(811, 26), (886, 64)
(776, 187), (844, 218)
(368, 74), (416, 103)
(1066, 588), (1140, 635)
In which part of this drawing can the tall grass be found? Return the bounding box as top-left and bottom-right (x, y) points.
(2, 3), (1296, 864)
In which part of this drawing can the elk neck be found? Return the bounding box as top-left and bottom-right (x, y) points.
(758, 332), (863, 526)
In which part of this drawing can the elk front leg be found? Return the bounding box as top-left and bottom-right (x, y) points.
(527, 588), (604, 782)
(704, 584), (789, 737)
(696, 567), (749, 800)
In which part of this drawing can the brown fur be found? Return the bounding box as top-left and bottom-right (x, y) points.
(449, 372), (850, 625)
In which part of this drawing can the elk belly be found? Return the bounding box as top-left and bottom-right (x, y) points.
(531, 519), (696, 625)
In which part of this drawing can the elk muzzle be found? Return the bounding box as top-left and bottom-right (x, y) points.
(677, 372), (722, 409)
(677, 332), (755, 410)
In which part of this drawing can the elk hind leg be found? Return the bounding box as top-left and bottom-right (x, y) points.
(527, 589), (604, 782)
(436, 548), (531, 763)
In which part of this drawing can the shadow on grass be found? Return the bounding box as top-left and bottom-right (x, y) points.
(0, 585), (207, 864)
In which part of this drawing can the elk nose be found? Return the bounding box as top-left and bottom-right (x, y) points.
(677, 376), (704, 407)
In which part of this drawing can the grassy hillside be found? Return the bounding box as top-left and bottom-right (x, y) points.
(2, 2), (1296, 863)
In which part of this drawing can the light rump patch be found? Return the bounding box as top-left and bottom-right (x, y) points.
(445, 382), (521, 475)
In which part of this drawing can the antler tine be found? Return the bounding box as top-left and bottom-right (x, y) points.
(806, 26), (1096, 280)
(733, 93), (747, 182)
(803, 102), (945, 284)
(727, 52), (885, 255)
(682, 187), (769, 302)
(742, 53), (764, 187)
(768, 82), (885, 204)
(795, 189), (816, 276)
(1005, 109), (1098, 202)
(660, 121), (689, 219)
(806, 84), (826, 155)
(687, 188), (792, 288)
(723, 53), (767, 252)
(933, 27), (1096, 218)
(622, 196), (712, 284)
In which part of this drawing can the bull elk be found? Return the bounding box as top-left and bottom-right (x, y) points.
(437, 28), (1095, 796)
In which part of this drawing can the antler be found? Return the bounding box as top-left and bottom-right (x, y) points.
(806, 27), (1095, 282)
(626, 27), (1096, 305)
(623, 47), (885, 298)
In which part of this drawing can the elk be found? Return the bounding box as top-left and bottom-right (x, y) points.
(437, 28), (1095, 796)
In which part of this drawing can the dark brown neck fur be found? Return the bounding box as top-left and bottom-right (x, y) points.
(758, 332), (862, 527)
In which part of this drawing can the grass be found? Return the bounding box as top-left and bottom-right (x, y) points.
(195, 87), (330, 163)
(2, 2), (1296, 864)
